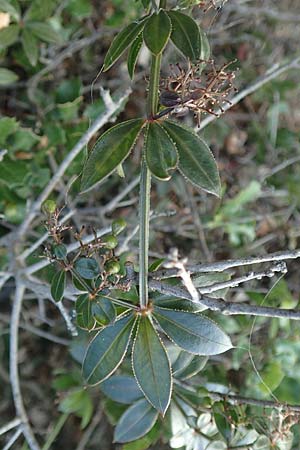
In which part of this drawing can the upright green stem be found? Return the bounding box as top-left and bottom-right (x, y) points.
(139, 160), (151, 309)
(139, 52), (162, 309)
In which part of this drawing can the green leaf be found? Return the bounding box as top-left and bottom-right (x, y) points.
(199, 27), (210, 60)
(24, 0), (58, 21)
(103, 20), (146, 72)
(127, 33), (143, 79)
(143, 10), (171, 55)
(51, 270), (66, 302)
(192, 272), (231, 299)
(114, 399), (158, 443)
(172, 351), (194, 376)
(81, 119), (144, 193)
(167, 11), (201, 61)
(92, 296), (116, 326)
(0, 0), (20, 20)
(82, 313), (135, 385)
(123, 423), (160, 450)
(74, 257), (99, 279)
(76, 294), (94, 330)
(0, 24), (19, 48)
(145, 122), (178, 180)
(21, 29), (39, 66)
(162, 120), (221, 196)
(53, 244), (67, 260)
(175, 355), (208, 379)
(132, 317), (172, 415)
(26, 21), (63, 44)
(59, 388), (93, 429)
(258, 360), (284, 394)
(153, 307), (232, 355)
(0, 68), (18, 85)
(152, 294), (201, 312)
(148, 258), (165, 272)
(0, 117), (18, 145)
(101, 375), (143, 404)
(112, 217), (127, 235)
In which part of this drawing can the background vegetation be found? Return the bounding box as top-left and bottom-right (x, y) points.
(1, 0), (300, 449)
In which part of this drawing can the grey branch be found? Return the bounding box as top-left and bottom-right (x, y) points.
(3, 427), (23, 450)
(152, 248), (300, 279)
(9, 281), (41, 450)
(149, 280), (300, 321)
(209, 391), (300, 414)
(18, 88), (132, 239)
(198, 56), (300, 131)
(0, 418), (21, 437)
(197, 262), (287, 294)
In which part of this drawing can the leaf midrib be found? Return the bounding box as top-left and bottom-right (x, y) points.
(155, 309), (231, 350)
(86, 315), (132, 382)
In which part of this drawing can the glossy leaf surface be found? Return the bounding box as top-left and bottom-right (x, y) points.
(162, 120), (221, 196)
(132, 317), (172, 414)
(51, 270), (66, 302)
(114, 398), (158, 443)
(81, 119), (143, 193)
(153, 307), (232, 355)
(127, 33), (143, 79)
(27, 21), (63, 44)
(103, 20), (145, 72)
(21, 29), (39, 66)
(74, 257), (99, 279)
(0, 68), (18, 85)
(92, 296), (116, 326)
(101, 375), (143, 404)
(167, 11), (200, 60)
(83, 314), (135, 385)
(145, 122), (178, 180)
(143, 10), (171, 55)
(76, 294), (94, 330)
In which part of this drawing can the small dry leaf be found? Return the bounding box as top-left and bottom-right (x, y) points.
(0, 12), (10, 30)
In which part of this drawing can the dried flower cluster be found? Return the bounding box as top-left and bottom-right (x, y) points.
(159, 59), (237, 126)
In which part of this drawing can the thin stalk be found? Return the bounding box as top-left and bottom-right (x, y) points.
(139, 51), (162, 308)
(42, 414), (68, 450)
(138, 160), (151, 308)
(147, 54), (162, 118)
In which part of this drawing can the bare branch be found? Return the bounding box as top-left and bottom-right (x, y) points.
(0, 419), (21, 437)
(164, 249), (201, 304)
(9, 281), (41, 450)
(197, 262), (287, 294)
(152, 248), (300, 279)
(3, 427), (23, 450)
(209, 391), (300, 414)
(149, 280), (300, 321)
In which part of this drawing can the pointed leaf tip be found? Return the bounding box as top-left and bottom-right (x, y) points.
(82, 313), (135, 385)
(167, 10), (201, 61)
(114, 398), (158, 443)
(143, 10), (171, 55)
(103, 20), (146, 72)
(132, 317), (172, 415)
(162, 120), (221, 197)
(153, 307), (232, 355)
